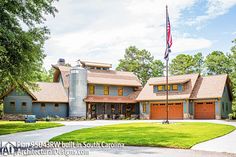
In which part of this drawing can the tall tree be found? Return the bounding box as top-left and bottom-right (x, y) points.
(169, 54), (195, 75)
(205, 51), (232, 75)
(0, 0), (57, 94)
(192, 52), (204, 74)
(116, 46), (164, 85)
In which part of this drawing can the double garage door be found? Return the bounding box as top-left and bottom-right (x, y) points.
(150, 103), (183, 120)
(150, 102), (216, 120)
(194, 102), (215, 119)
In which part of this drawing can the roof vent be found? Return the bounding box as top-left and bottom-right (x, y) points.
(57, 58), (65, 66)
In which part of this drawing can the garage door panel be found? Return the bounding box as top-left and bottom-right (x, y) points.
(151, 103), (183, 120)
(194, 102), (215, 119)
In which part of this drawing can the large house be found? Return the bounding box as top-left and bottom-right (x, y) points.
(1, 59), (142, 119)
(1, 59), (233, 120)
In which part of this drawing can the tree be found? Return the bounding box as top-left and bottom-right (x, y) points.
(169, 54), (195, 75)
(205, 51), (232, 75)
(0, 0), (57, 94)
(116, 46), (164, 85)
(192, 52), (204, 74)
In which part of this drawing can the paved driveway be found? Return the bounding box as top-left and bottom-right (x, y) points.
(0, 120), (236, 156)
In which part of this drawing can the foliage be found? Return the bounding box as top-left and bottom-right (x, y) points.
(116, 46), (164, 85)
(0, 121), (63, 135)
(169, 52), (204, 75)
(50, 122), (235, 149)
(0, 0), (58, 94)
(205, 51), (232, 75)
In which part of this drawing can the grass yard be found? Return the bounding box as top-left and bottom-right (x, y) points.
(0, 121), (64, 135)
(50, 122), (235, 149)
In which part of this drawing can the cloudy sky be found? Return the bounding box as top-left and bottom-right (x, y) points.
(43, 0), (236, 69)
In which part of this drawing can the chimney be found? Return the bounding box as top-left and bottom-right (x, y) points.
(57, 58), (65, 66)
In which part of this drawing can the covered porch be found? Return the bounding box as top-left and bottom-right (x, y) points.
(84, 95), (139, 119)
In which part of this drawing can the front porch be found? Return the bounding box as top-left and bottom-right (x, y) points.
(86, 103), (139, 119)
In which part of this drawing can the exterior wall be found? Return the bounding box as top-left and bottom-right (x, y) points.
(91, 85), (134, 96)
(139, 102), (150, 119)
(32, 103), (68, 118)
(4, 89), (33, 115)
(183, 100), (191, 119)
(220, 85), (232, 119)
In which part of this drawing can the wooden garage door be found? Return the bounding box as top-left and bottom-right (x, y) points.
(150, 103), (183, 120)
(194, 102), (215, 119)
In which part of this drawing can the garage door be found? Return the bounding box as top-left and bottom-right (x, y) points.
(150, 103), (183, 120)
(194, 102), (215, 119)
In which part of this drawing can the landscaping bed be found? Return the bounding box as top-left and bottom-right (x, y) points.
(50, 122), (235, 149)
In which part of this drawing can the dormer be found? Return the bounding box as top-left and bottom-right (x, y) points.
(79, 60), (112, 70)
(150, 78), (190, 93)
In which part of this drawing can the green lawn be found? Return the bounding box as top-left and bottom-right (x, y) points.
(50, 122), (235, 149)
(0, 121), (64, 135)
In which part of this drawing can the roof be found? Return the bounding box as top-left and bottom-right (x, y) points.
(32, 82), (68, 103)
(136, 74), (199, 101)
(80, 60), (112, 68)
(84, 91), (140, 103)
(0, 82), (68, 103)
(52, 65), (142, 87)
(190, 74), (232, 100)
(87, 69), (142, 86)
(149, 78), (190, 85)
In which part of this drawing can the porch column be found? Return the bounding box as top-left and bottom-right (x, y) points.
(215, 98), (221, 119)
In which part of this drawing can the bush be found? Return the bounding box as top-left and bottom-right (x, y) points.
(0, 103), (3, 119)
(228, 112), (236, 120)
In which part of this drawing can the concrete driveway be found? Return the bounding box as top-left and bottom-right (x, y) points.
(0, 120), (236, 156)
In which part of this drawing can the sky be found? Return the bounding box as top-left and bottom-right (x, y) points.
(43, 0), (236, 70)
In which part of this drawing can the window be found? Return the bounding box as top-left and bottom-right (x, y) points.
(222, 102), (224, 112)
(21, 102), (27, 113)
(41, 103), (46, 112)
(104, 85), (109, 95)
(173, 84), (178, 91)
(164, 85), (171, 91)
(54, 103), (59, 112)
(157, 85), (163, 91)
(143, 103), (147, 113)
(118, 87), (123, 96)
(226, 103), (228, 112)
(22, 102), (27, 107)
(89, 85), (95, 95)
(10, 102), (15, 113)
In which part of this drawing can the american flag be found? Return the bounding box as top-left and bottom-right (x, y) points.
(164, 6), (172, 60)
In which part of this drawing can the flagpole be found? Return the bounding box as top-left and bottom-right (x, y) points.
(165, 5), (169, 124)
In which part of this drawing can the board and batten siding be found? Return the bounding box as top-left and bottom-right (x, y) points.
(89, 84), (134, 96)
(3, 89), (33, 115)
(32, 103), (68, 118)
(220, 85), (232, 118)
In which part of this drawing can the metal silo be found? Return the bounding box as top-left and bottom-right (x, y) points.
(69, 65), (87, 117)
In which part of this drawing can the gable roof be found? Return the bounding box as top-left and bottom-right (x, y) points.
(32, 82), (68, 103)
(1, 82), (68, 103)
(52, 65), (142, 87)
(190, 74), (232, 100)
(136, 74), (199, 101)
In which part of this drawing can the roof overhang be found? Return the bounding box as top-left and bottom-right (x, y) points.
(149, 78), (190, 86)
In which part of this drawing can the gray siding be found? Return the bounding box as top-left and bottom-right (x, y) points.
(4, 89), (33, 115)
(221, 85), (232, 118)
(91, 85), (134, 96)
(32, 103), (68, 118)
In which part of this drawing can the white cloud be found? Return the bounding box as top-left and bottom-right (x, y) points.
(43, 0), (213, 69)
(188, 0), (236, 26)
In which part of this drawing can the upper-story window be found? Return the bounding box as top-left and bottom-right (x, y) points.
(118, 87), (123, 96)
(158, 85), (164, 91)
(89, 85), (95, 95)
(172, 84), (178, 91)
(104, 85), (109, 95)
